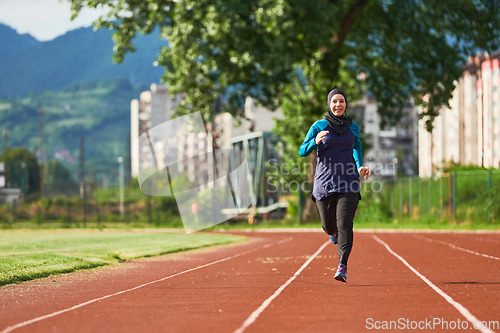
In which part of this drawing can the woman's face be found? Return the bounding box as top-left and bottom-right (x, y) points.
(330, 94), (346, 117)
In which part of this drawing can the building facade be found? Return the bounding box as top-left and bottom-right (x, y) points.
(418, 52), (500, 177)
(215, 96), (284, 149)
(130, 84), (183, 178)
(131, 86), (284, 184)
(354, 94), (419, 180)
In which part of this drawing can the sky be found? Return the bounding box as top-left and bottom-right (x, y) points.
(0, 0), (108, 41)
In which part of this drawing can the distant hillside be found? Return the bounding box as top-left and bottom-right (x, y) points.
(0, 23), (40, 59)
(0, 25), (167, 98)
(0, 78), (149, 181)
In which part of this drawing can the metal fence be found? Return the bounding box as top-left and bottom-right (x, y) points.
(2, 168), (500, 227)
(0, 186), (183, 228)
(359, 170), (500, 224)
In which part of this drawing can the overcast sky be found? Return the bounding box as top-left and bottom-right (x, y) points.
(0, 0), (108, 41)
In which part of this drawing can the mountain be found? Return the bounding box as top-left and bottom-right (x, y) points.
(0, 24), (167, 98)
(0, 23), (40, 59)
(0, 78), (148, 182)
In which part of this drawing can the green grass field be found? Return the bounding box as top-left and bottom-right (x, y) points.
(0, 230), (244, 286)
(206, 216), (500, 231)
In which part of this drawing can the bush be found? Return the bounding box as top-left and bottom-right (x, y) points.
(355, 197), (391, 224)
(455, 172), (489, 204)
(480, 184), (500, 223)
(159, 197), (179, 214)
(13, 206), (31, 220)
(286, 196), (298, 217)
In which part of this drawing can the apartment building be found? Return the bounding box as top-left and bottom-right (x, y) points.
(215, 96), (284, 149)
(354, 94), (419, 179)
(131, 86), (284, 186)
(418, 52), (500, 177)
(130, 84), (183, 178)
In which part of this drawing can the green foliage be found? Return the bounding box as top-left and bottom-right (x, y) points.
(69, 0), (500, 205)
(159, 196), (179, 215)
(442, 162), (494, 173)
(285, 195), (298, 217)
(170, 172), (196, 192)
(0, 78), (145, 181)
(3, 160), (30, 195)
(0, 147), (39, 194)
(362, 171), (500, 227)
(40, 197), (52, 210)
(71, 0), (500, 129)
(356, 188), (392, 224)
(481, 184), (500, 222)
(454, 171), (490, 204)
(273, 60), (363, 185)
(44, 160), (79, 196)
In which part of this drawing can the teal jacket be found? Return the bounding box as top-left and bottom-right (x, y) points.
(299, 119), (363, 169)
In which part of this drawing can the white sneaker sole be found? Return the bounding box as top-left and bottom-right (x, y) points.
(334, 273), (346, 283)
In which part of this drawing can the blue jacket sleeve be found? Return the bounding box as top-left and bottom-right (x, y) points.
(299, 120), (327, 157)
(350, 122), (363, 169)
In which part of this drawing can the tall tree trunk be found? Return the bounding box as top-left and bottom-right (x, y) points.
(301, 151), (320, 223)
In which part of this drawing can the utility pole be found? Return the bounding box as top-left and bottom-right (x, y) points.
(393, 157), (398, 181)
(79, 137), (87, 226)
(118, 157), (124, 217)
(88, 164), (93, 199)
(79, 137), (84, 197)
(2, 130), (10, 150)
(37, 109), (46, 196)
(2, 130), (10, 190)
(126, 133), (131, 185)
(209, 97), (221, 226)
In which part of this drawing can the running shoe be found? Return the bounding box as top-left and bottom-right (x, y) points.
(329, 232), (338, 245)
(334, 264), (347, 283)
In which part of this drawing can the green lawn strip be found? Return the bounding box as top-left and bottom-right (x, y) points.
(351, 217), (500, 230)
(0, 230), (244, 286)
(209, 219), (500, 231)
(1, 222), (186, 230)
(0, 253), (109, 286)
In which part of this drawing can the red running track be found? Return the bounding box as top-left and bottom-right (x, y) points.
(1, 230), (499, 333)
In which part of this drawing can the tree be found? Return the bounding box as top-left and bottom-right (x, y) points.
(0, 147), (40, 195)
(70, 0), (500, 220)
(70, 0), (500, 123)
(44, 160), (79, 196)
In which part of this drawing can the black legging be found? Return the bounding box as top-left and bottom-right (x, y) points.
(316, 192), (360, 266)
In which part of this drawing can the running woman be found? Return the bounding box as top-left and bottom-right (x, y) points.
(299, 88), (370, 282)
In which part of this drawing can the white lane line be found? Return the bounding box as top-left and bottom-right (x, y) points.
(234, 240), (330, 333)
(373, 235), (495, 333)
(1, 237), (293, 333)
(413, 234), (500, 261)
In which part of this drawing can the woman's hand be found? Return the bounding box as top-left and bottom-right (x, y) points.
(358, 166), (371, 179)
(315, 130), (329, 145)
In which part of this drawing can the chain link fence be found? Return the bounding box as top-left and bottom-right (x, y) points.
(0, 183), (183, 228)
(2, 169), (499, 228)
(357, 170), (500, 225)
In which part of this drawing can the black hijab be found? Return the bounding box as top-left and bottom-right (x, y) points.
(324, 88), (352, 135)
